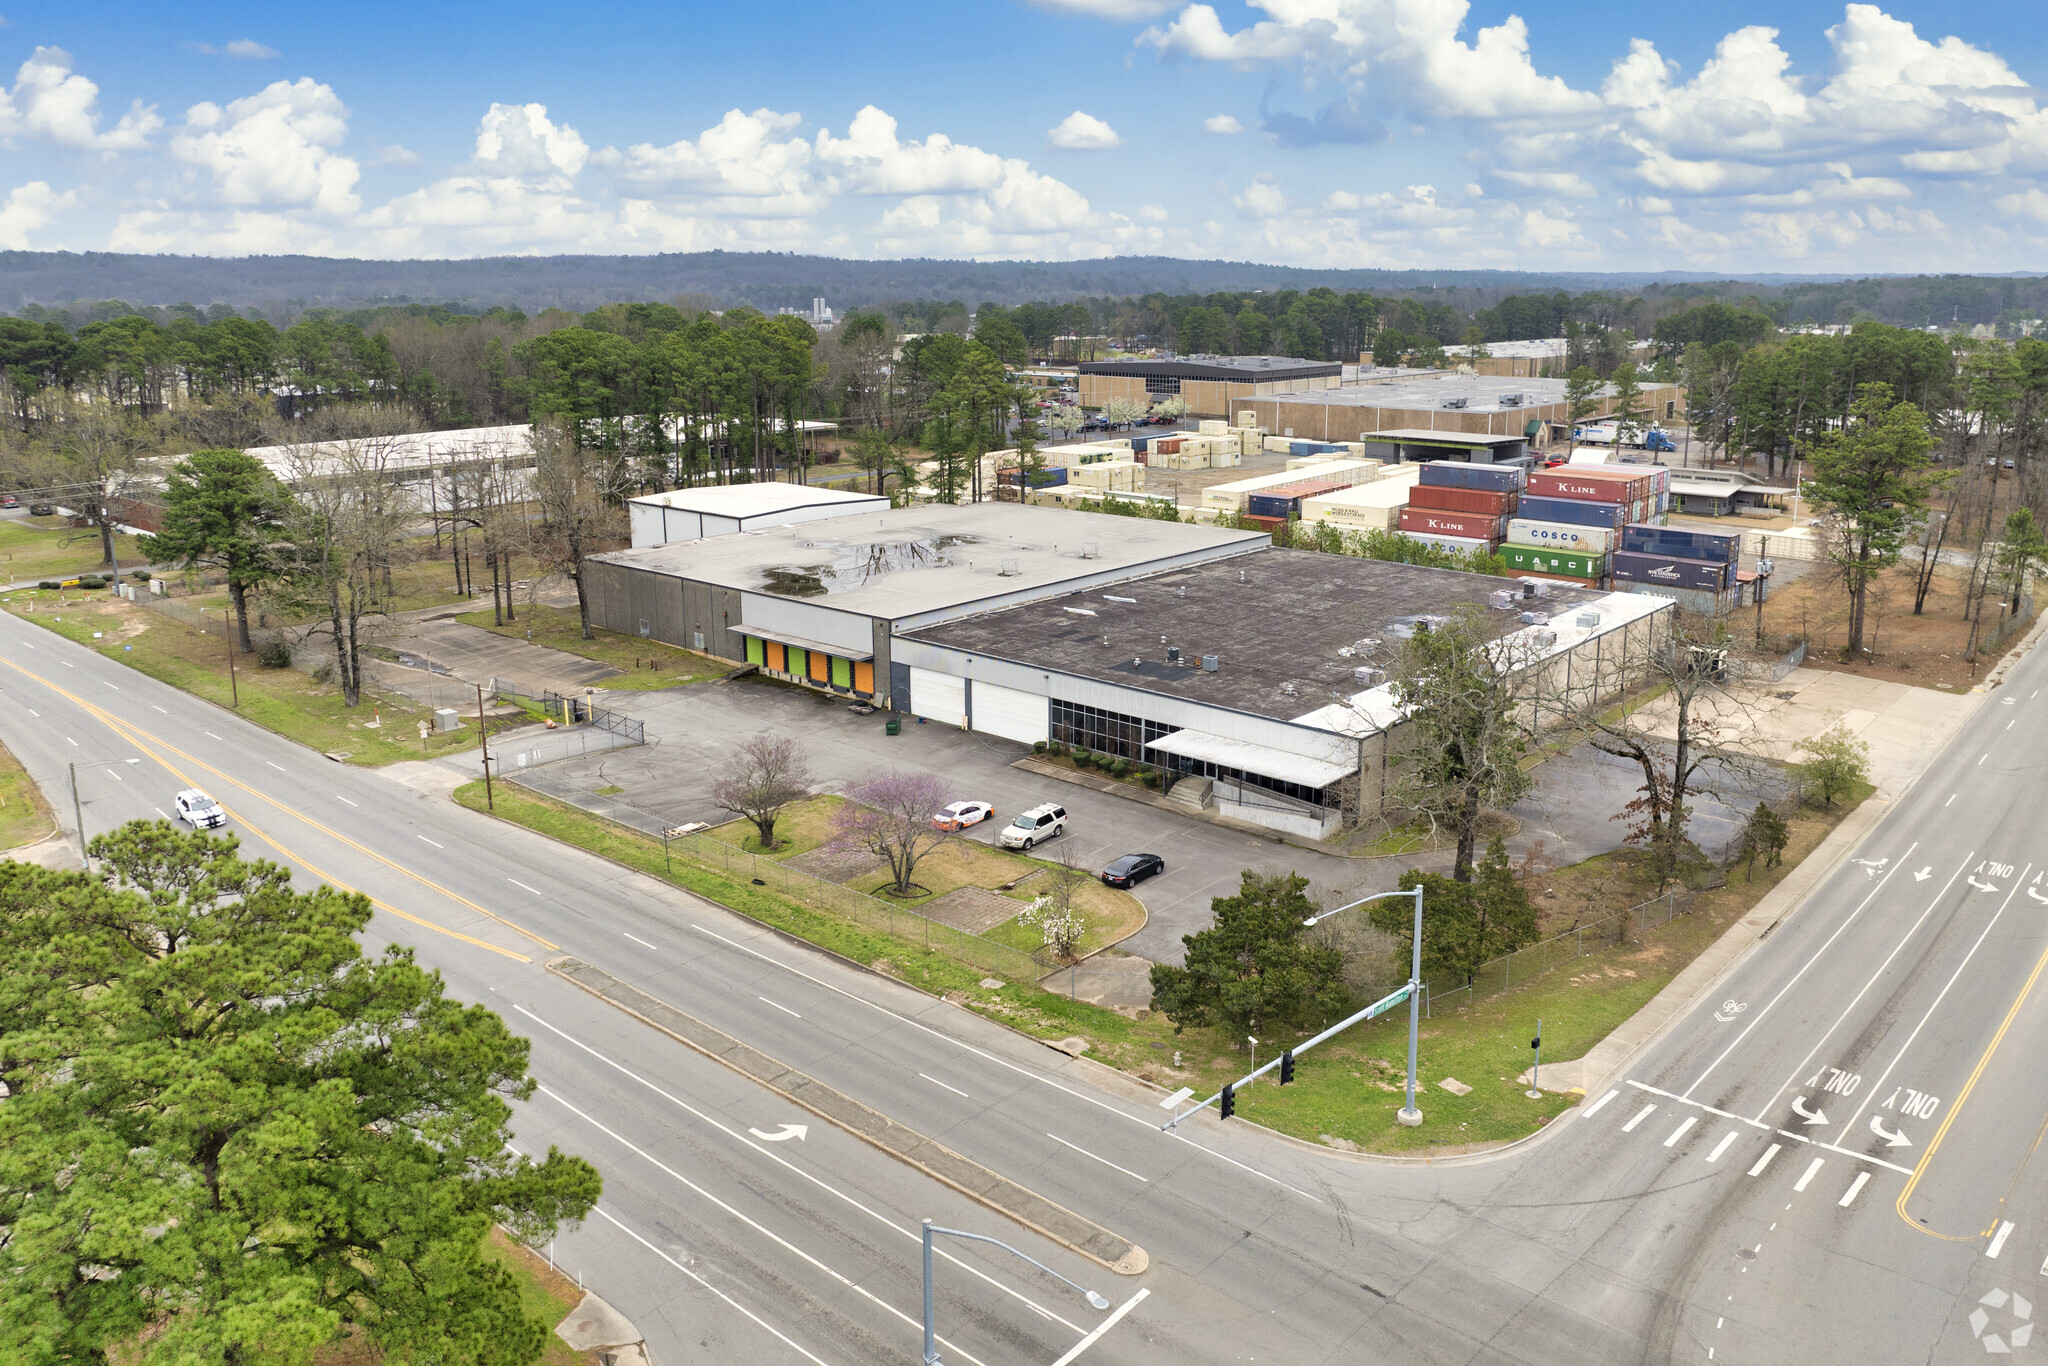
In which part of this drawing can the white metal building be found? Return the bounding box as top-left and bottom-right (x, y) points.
(627, 484), (889, 548)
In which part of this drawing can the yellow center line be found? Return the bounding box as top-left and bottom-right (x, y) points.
(1895, 932), (2048, 1238)
(1, 654), (537, 963)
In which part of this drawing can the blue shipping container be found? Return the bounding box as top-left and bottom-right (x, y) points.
(1519, 494), (1625, 529)
(1417, 461), (1527, 493)
(1245, 492), (1301, 519)
(1621, 524), (1740, 564)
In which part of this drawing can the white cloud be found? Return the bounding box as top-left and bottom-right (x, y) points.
(1027, 0), (1174, 15)
(473, 102), (588, 179)
(1048, 110), (1122, 150)
(1995, 187), (2048, 226)
(816, 106), (1006, 194)
(1492, 169), (1597, 198)
(1138, 203), (1170, 221)
(191, 39), (280, 58)
(1234, 174), (1286, 217)
(607, 107), (821, 215)
(0, 47), (160, 150)
(1203, 113), (1242, 134)
(170, 78), (359, 215)
(0, 181), (74, 247)
(109, 207), (341, 255)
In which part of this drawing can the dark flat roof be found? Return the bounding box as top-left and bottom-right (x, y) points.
(1079, 356), (1342, 382)
(904, 549), (1606, 723)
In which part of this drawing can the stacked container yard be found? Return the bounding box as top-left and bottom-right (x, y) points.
(1200, 459), (1381, 513)
(1498, 463), (1671, 586)
(1241, 473), (1361, 529)
(1610, 523), (1743, 612)
(1392, 461), (1523, 558)
(1295, 463), (1424, 531)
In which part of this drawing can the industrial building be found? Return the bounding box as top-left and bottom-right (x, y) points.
(627, 483), (888, 548)
(1078, 355), (1343, 416)
(1231, 371), (1686, 447)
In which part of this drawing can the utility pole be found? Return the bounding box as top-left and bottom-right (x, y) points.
(225, 629), (239, 708)
(475, 682), (494, 810)
(69, 761), (83, 867)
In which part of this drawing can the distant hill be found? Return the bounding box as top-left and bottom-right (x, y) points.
(0, 249), (1880, 316)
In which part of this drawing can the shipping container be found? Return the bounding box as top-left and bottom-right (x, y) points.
(1528, 468), (1656, 503)
(1398, 506), (1511, 540)
(1500, 544), (1606, 579)
(1621, 524), (1741, 564)
(1610, 550), (1732, 592)
(1399, 530), (1498, 556)
(1200, 459), (1377, 510)
(998, 465), (1066, 488)
(1417, 462), (1527, 493)
(1519, 494), (1627, 529)
(1506, 519), (1618, 555)
(1411, 484), (1520, 516)
(1518, 569), (1601, 588)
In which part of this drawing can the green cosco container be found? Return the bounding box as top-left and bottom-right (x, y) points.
(1502, 543), (1606, 579)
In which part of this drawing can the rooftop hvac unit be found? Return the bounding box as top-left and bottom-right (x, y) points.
(1200, 654), (1220, 673)
(1167, 645), (1181, 664)
(998, 557), (1021, 576)
(1353, 665), (1386, 687)
(1519, 611), (1552, 626)
(1530, 629), (1559, 648)
(1576, 611), (1603, 628)
(1489, 589), (1517, 610)
(1081, 541), (1099, 559)
(1499, 392), (1527, 407)
(1440, 397), (1469, 410)
(1518, 577), (1552, 597)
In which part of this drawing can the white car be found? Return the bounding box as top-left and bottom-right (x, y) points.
(174, 788), (227, 829)
(998, 802), (1068, 850)
(932, 800), (994, 832)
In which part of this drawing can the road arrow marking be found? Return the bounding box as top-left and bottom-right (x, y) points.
(2029, 887), (2048, 905)
(1915, 867), (1933, 881)
(1869, 1115), (1912, 1148)
(1791, 1095), (1829, 1125)
(747, 1124), (808, 1143)
(1971, 877), (2003, 893)
(1852, 857), (1890, 878)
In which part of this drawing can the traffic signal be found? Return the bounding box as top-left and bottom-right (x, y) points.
(1219, 1083), (1235, 1119)
(1279, 1050), (1296, 1085)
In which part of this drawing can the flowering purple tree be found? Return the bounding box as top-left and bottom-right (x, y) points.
(709, 733), (814, 850)
(834, 770), (951, 896)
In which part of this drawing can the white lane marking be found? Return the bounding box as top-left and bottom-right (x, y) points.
(1981, 754), (1989, 765)
(1049, 1287), (1151, 1366)
(1741, 846), (1957, 1121)
(1622, 1103), (1658, 1133)
(417, 835), (443, 849)
(587, 1205), (835, 1366)
(335, 795), (357, 806)
(205, 731), (222, 740)
(1839, 1172), (1871, 1207)
(1626, 1080), (1913, 1174)
(1664, 1116), (1699, 1148)
(1946, 793), (1956, 807)
(1047, 1132), (1149, 1182)
(63, 735), (76, 746)
(1708, 1132), (1739, 1163)
(541, 1087), (995, 1364)
(513, 1008), (1086, 1335)
(2011, 719), (2018, 729)
(1842, 863), (2034, 1137)
(920, 1072), (971, 1099)
(1989, 1221), (2017, 1258)
(1583, 1088), (1620, 1118)
(622, 932), (659, 951)
(101, 681), (118, 690)
(684, 922), (1326, 1202)
(26, 708), (36, 717)
(2038, 1251), (2047, 1276)
(106, 770), (121, 782)
(758, 995), (801, 1018)
(153, 807), (167, 819)
(58, 660), (70, 668)
(508, 877), (541, 895)
(1749, 1144), (1782, 1177)
(1794, 1157), (1824, 1192)
(266, 761), (286, 772)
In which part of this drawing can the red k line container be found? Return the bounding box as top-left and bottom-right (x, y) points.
(1409, 484), (1520, 516)
(1529, 468), (1656, 504)
(1398, 506), (1511, 541)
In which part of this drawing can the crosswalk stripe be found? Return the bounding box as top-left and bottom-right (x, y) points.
(1794, 1157), (1825, 1192)
(1583, 1088), (1620, 1118)
(1749, 1143), (1782, 1176)
(1707, 1132), (1738, 1163)
(1839, 1173), (1870, 1207)
(1622, 1103), (1658, 1133)
(1663, 1116), (1698, 1148)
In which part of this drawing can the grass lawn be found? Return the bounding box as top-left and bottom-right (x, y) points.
(0, 518), (148, 585)
(0, 734), (54, 848)
(312, 1227), (600, 1365)
(455, 604), (727, 690)
(457, 770), (1868, 1155)
(704, 793), (847, 857)
(3, 590), (489, 765)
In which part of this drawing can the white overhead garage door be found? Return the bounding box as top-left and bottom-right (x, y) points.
(971, 682), (1048, 746)
(909, 667), (967, 728)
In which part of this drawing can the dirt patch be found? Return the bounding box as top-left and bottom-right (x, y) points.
(1758, 557), (2017, 690)
(923, 885), (1027, 934)
(785, 842), (884, 883)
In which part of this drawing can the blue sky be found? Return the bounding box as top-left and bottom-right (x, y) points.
(2, 0), (2046, 272)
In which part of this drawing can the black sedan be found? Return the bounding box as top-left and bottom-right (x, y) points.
(1100, 853), (1165, 888)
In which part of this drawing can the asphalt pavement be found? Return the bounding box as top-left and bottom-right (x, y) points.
(6, 597), (2048, 1365)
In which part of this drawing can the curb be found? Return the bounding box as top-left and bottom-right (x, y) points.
(546, 956), (1149, 1277)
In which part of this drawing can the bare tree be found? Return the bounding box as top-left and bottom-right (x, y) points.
(709, 734), (814, 851)
(37, 396), (146, 572)
(529, 417), (630, 640)
(274, 407), (417, 706)
(832, 771), (951, 897)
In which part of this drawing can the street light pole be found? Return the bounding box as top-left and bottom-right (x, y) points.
(475, 682), (494, 810)
(921, 1220), (1108, 1366)
(69, 756), (143, 867)
(1305, 885), (1427, 1126)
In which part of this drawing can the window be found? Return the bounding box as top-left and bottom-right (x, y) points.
(1050, 699), (1177, 759)
(1143, 375), (1181, 396)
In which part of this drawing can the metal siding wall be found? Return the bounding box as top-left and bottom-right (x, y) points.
(629, 503), (664, 549)
(737, 593), (876, 654)
(583, 561), (632, 633)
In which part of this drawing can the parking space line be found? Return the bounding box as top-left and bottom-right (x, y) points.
(1622, 1103), (1657, 1133)
(1794, 1157), (1824, 1192)
(1749, 1144), (1782, 1177)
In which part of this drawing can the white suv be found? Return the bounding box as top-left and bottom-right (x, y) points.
(174, 788), (227, 829)
(999, 802), (1067, 850)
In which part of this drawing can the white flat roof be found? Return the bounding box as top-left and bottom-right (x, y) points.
(1144, 730), (1356, 787)
(629, 484), (886, 518)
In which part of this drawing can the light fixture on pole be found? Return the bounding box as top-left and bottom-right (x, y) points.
(920, 1220), (1107, 1365)
(1304, 884), (1427, 1126)
(69, 756), (143, 867)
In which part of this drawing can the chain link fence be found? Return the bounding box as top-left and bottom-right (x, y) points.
(1422, 884), (1695, 1017)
